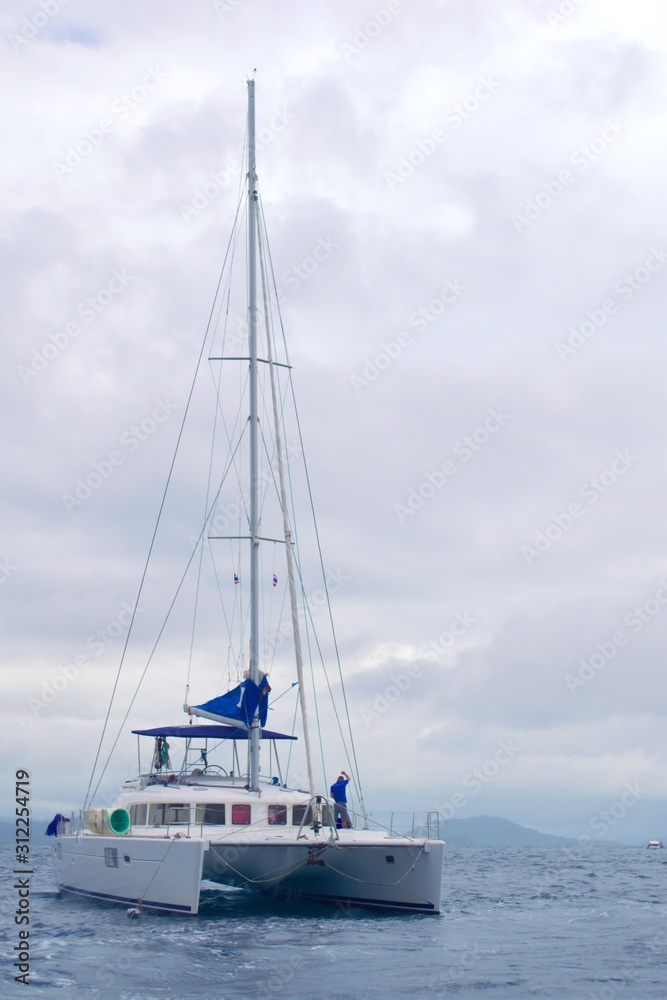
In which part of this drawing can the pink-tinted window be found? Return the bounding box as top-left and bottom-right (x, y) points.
(231, 803), (251, 825)
(268, 804), (287, 825)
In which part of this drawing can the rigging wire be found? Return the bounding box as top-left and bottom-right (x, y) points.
(86, 136), (365, 812)
(88, 436), (246, 803)
(257, 195), (367, 817)
(83, 190), (245, 809)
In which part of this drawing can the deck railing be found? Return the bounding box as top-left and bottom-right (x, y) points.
(349, 809), (442, 840)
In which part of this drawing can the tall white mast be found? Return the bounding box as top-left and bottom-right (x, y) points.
(247, 77), (261, 792)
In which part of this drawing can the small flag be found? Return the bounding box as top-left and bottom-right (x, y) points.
(272, 573), (278, 587)
(234, 573), (239, 585)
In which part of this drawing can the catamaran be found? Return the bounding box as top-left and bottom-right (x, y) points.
(51, 79), (445, 915)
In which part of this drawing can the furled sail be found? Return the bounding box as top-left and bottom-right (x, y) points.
(194, 675), (271, 728)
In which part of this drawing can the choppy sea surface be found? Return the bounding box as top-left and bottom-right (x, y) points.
(1, 843), (665, 999)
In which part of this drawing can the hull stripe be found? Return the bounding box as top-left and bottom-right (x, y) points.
(269, 889), (437, 911)
(59, 883), (194, 913)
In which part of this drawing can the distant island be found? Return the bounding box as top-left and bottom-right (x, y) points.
(437, 815), (577, 846)
(0, 813), (631, 846)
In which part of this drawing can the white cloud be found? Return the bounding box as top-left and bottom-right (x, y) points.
(2, 0), (667, 841)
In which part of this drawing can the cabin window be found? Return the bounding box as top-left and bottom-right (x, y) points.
(195, 804), (226, 825)
(231, 803), (251, 825)
(104, 847), (119, 868)
(147, 803), (191, 825)
(148, 804), (165, 826)
(292, 804), (313, 826)
(167, 804), (189, 825)
(268, 804), (287, 825)
(130, 803), (148, 826)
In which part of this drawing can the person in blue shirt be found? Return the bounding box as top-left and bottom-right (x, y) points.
(330, 770), (352, 828)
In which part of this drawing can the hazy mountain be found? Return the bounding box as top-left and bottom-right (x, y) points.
(438, 815), (577, 846)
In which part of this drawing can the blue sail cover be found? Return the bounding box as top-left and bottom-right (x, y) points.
(196, 675), (270, 727)
(132, 725), (296, 740)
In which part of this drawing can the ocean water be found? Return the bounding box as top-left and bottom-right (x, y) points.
(2, 843), (665, 998)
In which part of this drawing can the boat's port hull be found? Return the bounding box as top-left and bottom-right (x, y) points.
(53, 834), (208, 914)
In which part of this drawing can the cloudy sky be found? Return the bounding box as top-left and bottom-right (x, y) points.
(2, 0), (667, 844)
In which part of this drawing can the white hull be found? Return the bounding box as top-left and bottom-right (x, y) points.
(204, 834), (444, 912)
(53, 830), (444, 915)
(53, 834), (209, 914)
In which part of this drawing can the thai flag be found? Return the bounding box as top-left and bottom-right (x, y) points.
(234, 573), (239, 584)
(272, 573), (278, 587)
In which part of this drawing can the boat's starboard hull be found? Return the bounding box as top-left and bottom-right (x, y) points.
(204, 836), (445, 914)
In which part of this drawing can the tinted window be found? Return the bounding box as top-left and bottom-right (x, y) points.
(195, 804), (226, 825)
(232, 803), (251, 825)
(167, 804), (189, 824)
(292, 804), (313, 826)
(148, 804), (165, 825)
(268, 804), (287, 825)
(130, 803), (147, 825)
